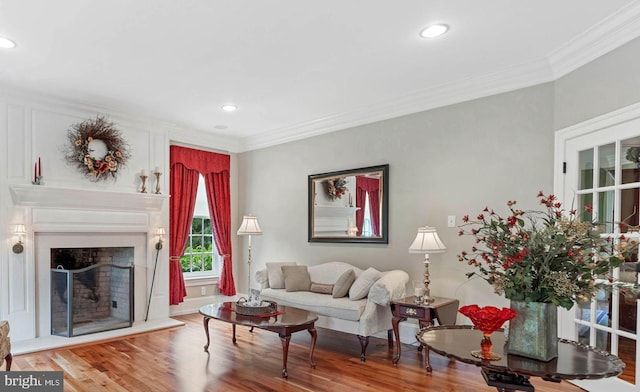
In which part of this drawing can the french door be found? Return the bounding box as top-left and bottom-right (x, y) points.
(556, 104), (640, 391)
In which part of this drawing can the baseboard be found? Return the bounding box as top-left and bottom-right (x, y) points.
(169, 294), (243, 316)
(372, 322), (421, 346)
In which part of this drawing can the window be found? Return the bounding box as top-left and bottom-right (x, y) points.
(180, 175), (222, 278)
(361, 194), (373, 237)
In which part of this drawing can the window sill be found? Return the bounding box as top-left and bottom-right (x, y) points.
(184, 276), (219, 287)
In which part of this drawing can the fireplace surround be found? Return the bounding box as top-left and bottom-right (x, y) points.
(7, 184), (182, 352)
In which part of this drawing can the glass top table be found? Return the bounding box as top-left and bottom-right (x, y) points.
(417, 325), (624, 392)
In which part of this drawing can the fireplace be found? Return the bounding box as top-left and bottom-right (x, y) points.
(7, 184), (176, 349)
(50, 247), (134, 337)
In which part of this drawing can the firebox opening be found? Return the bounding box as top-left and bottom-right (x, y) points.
(50, 247), (134, 337)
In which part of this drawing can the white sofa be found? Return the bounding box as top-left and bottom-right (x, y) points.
(255, 261), (409, 361)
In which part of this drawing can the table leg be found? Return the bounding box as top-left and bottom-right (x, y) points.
(425, 345), (432, 373)
(203, 316), (211, 352)
(279, 333), (291, 378)
(308, 327), (317, 369)
(392, 316), (405, 365)
(417, 320), (432, 352)
(232, 324), (237, 343)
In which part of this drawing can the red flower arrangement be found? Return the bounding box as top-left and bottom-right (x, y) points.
(458, 304), (517, 335)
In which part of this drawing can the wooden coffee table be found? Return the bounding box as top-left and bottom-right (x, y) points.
(199, 301), (318, 378)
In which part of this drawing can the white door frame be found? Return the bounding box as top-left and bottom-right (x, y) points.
(555, 102), (640, 391)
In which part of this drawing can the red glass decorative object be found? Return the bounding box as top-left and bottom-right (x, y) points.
(459, 304), (517, 361)
(459, 305), (517, 335)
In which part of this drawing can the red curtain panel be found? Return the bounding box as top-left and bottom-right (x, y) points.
(170, 146), (232, 303)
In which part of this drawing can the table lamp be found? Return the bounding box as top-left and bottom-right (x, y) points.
(237, 215), (263, 304)
(409, 226), (446, 303)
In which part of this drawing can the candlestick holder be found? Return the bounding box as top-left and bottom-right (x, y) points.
(154, 171), (162, 194)
(140, 175), (148, 193)
(31, 175), (43, 186)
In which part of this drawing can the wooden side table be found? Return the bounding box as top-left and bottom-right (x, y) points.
(390, 296), (459, 365)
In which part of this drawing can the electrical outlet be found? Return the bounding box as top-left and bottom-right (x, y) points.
(447, 215), (456, 227)
(201, 287), (206, 296)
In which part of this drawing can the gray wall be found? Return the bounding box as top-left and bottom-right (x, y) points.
(237, 35), (640, 310)
(554, 37), (640, 129)
(237, 82), (555, 309)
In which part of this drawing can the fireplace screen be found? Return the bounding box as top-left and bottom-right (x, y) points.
(50, 247), (134, 337)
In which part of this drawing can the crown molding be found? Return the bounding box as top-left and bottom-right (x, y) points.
(238, 58), (554, 152)
(548, 1), (640, 79)
(0, 83), (242, 153)
(238, 2), (640, 152)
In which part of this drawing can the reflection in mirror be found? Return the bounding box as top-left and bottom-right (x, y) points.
(87, 139), (108, 160)
(308, 164), (388, 243)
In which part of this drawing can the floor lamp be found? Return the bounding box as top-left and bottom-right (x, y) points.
(237, 215), (263, 304)
(409, 226), (446, 303)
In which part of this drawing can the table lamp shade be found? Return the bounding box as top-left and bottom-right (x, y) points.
(409, 226), (446, 254)
(237, 215), (263, 236)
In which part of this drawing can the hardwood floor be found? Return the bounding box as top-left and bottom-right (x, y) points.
(10, 313), (585, 391)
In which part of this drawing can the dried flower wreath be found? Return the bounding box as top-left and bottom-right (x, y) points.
(64, 116), (130, 181)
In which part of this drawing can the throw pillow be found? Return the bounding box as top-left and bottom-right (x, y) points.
(349, 267), (381, 300)
(266, 262), (296, 289)
(332, 269), (356, 298)
(310, 282), (334, 295)
(282, 265), (312, 292)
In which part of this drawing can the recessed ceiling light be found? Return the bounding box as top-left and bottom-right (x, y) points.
(221, 104), (238, 112)
(419, 24), (449, 39)
(0, 37), (16, 49)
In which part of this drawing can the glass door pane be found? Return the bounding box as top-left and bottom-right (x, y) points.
(579, 149), (594, 190)
(599, 143), (616, 187)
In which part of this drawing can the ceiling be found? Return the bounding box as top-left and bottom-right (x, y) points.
(1, 0), (639, 152)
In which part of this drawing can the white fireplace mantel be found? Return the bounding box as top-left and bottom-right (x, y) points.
(10, 184), (167, 211)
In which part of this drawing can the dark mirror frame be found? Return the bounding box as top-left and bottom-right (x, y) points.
(308, 164), (389, 243)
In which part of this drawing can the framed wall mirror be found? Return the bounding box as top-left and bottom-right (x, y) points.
(308, 164), (389, 243)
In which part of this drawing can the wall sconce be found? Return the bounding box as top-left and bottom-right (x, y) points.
(12, 224), (26, 254)
(155, 227), (165, 250)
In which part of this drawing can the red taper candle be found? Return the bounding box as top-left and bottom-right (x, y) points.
(38, 157), (41, 177)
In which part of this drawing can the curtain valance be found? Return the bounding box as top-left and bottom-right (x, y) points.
(170, 145), (230, 175)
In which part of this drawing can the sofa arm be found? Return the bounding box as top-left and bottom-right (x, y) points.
(368, 269), (409, 306)
(255, 268), (269, 290)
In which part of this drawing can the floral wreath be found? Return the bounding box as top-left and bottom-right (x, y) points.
(64, 116), (130, 181)
(327, 177), (347, 199)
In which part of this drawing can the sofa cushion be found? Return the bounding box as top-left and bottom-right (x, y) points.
(349, 267), (380, 300)
(282, 265), (311, 292)
(308, 261), (363, 285)
(310, 282), (334, 294)
(332, 269), (355, 298)
(266, 262), (296, 289)
(260, 288), (366, 321)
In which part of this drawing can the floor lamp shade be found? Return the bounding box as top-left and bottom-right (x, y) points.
(237, 215), (263, 236)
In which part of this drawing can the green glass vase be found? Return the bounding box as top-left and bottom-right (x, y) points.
(506, 301), (558, 362)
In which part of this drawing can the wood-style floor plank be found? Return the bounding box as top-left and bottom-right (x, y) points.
(10, 313), (586, 391)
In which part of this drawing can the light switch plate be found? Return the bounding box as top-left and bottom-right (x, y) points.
(447, 215), (456, 227)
